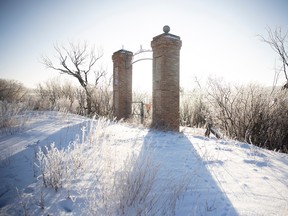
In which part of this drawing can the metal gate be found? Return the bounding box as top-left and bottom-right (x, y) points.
(131, 101), (152, 124)
(131, 101), (144, 124)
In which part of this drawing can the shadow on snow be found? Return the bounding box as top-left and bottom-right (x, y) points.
(135, 129), (238, 215)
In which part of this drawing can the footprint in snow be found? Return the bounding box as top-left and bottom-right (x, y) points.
(26, 140), (40, 148)
(23, 187), (34, 194)
(243, 159), (268, 167)
(59, 198), (74, 213)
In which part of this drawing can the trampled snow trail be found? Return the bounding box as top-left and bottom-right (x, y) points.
(0, 111), (88, 210)
(0, 112), (287, 215)
(0, 112), (87, 158)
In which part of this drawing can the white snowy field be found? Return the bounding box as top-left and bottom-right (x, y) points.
(0, 111), (288, 215)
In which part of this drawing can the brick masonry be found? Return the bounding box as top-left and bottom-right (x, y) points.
(151, 32), (182, 131)
(112, 49), (133, 120)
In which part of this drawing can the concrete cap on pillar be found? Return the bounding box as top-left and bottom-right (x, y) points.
(152, 26), (181, 42)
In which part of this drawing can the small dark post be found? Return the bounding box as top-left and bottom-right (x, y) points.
(140, 102), (144, 124)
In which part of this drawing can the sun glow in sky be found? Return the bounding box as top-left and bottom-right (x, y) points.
(0, 0), (287, 91)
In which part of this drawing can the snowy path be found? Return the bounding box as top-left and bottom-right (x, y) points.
(0, 112), (288, 215)
(0, 112), (88, 209)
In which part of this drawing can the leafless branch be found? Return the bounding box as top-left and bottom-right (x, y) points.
(259, 26), (288, 87)
(41, 41), (105, 115)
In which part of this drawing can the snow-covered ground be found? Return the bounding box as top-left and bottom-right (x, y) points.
(0, 111), (287, 215)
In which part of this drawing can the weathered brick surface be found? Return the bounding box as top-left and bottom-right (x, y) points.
(112, 50), (133, 120)
(151, 33), (182, 131)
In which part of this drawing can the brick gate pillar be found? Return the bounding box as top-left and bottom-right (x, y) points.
(112, 49), (133, 120)
(151, 26), (182, 131)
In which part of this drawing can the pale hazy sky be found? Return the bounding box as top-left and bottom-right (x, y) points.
(0, 0), (287, 91)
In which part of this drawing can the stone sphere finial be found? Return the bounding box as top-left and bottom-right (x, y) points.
(163, 25), (170, 34)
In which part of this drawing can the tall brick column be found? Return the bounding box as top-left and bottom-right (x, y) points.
(112, 49), (133, 120)
(151, 26), (182, 131)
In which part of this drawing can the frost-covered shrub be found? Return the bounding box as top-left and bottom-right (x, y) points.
(180, 89), (207, 128)
(0, 79), (27, 103)
(0, 79), (30, 134)
(110, 153), (159, 215)
(85, 152), (159, 216)
(85, 149), (189, 216)
(35, 77), (113, 117)
(0, 101), (28, 134)
(205, 78), (288, 153)
(35, 78), (77, 112)
(36, 137), (87, 193)
(37, 143), (66, 191)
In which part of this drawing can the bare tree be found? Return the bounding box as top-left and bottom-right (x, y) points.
(259, 26), (288, 89)
(41, 42), (105, 115)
